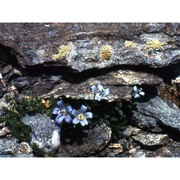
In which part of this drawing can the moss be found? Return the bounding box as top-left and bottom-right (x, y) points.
(146, 40), (166, 49)
(32, 143), (46, 157)
(52, 45), (69, 60)
(124, 40), (136, 48)
(0, 109), (32, 143)
(0, 95), (57, 143)
(100, 45), (113, 60)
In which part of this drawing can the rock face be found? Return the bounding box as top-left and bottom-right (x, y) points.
(132, 96), (180, 132)
(58, 123), (111, 157)
(20, 114), (60, 153)
(0, 23), (180, 157)
(0, 136), (33, 157)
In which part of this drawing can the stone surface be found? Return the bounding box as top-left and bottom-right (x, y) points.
(39, 70), (162, 101)
(0, 23), (179, 72)
(122, 126), (141, 138)
(132, 96), (180, 132)
(0, 127), (10, 137)
(0, 136), (34, 157)
(20, 114), (60, 153)
(58, 123), (111, 157)
(18, 142), (33, 154)
(132, 132), (169, 146)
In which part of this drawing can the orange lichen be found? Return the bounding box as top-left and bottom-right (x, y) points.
(100, 45), (113, 60)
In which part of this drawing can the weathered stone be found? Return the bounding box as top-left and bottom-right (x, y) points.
(20, 114), (60, 153)
(132, 96), (180, 132)
(40, 70), (162, 101)
(122, 126), (141, 138)
(132, 132), (169, 146)
(18, 142), (33, 154)
(0, 23), (179, 73)
(0, 127), (10, 137)
(0, 136), (34, 157)
(58, 123), (111, 157)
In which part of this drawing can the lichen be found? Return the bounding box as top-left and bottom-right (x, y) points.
(124, 41), (136, 48)
(100, 45), (113, 60)
(52, 45), (69, 60)
(146, 40), (166, 49)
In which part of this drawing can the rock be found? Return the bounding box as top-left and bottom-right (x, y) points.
(132, 132), (169, 146)
(40, 70), (162, 102)
(58, 123), (111, 157)
(0, 23), (179, 73)
(18, 142), (33, 154)
(20, 114), (60, 154)
(132, 96), (180, 132)
(0, 136), (34, 157)
(122, 126), (141, 138)
(0, 127), (10, 137)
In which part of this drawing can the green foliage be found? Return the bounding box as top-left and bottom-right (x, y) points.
(0, 95), (57, 143)
(0, 109), (32, 143)
(32, 143), (46, 157)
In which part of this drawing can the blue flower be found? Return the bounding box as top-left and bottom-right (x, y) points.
(72, 105), (93, 126)
(52, 100), (72, 124)
(132, 86), (145, 99)
(91, 84), (110, 101)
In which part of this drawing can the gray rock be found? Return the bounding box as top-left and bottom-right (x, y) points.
(122, 126), (141, 138)
(58, 123), (111, 157)
(20, 114), (60, 153)
(132, 96), (180, 132)
(132, 132), (169, 146)
(40, 70), (162, 102)
(0, 23), (179, 72)
(0, 136), (34, 157)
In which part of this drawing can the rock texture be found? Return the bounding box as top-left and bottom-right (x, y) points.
(0, 136), (33, 157)
(20, 114), (60, 153)
(58, 123), (111, 157)
(132, 96), (180, 132)
(0, 23), (180, 157)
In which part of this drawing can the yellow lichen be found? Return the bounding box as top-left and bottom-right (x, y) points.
(52, 45), (69, 60)
(146, 40), (166, 49)
(100, 45), (113, 60)
(124, 41), (136, 48)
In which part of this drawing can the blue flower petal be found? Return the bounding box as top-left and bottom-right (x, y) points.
(80, 105), (87, 113)
(140, 91), (145, 96)
(85, 112), (93, 119)
(65, 114), (72, 123)
(55, 114), (65, 124)
(134, 93), (140, 98)
(97, 84), (103, 91)
(133, 86), (137, 92)
(72, 109), (79, 117)
(80, 119), (88, 126)
(66, 105), (72, 113)
(95, 94), (101, 101)
(102, 88), (110, 96)
(91, 85), (97, 93)
(57, 100), (63, 108)
(52, 108), (60, 115)
(72, 118), (79, 124)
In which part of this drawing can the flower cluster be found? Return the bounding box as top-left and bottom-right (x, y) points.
(132, 86), (145, 99)
(52, 100), (93, 126)
(91, 84), (110, 101)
